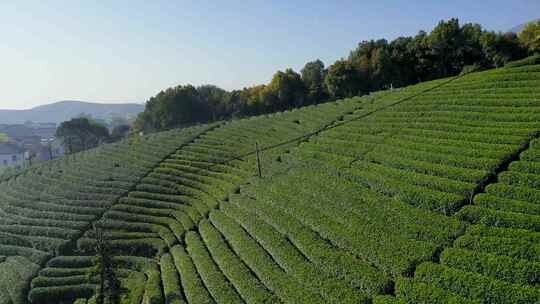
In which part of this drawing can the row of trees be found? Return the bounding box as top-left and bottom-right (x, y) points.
(133, 18), (539, 133)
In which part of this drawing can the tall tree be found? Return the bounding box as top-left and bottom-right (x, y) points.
(519, 19), (540, 54)
(388, 36), (419, 87)
(301, 60), (328, 103)
(370, 45), (395, 90)
(265, 69), (307, 111)
(348, 40), (387, 91)
(325, 59), (364, 98)
(110, 125), (131, 142)
(459, 23), (485, 67)
(56, 118), (110, 154)
(197, 85), (230, 120)
(409, 30), (436, 82)
(481, 31), (526, 67)
(87, 225), (122, 304)
(428, 18), (464, 77)
(239, 85), (267, 115)
(134, 85), (209, 132)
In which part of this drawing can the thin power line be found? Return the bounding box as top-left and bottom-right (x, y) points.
(0, 72), (467, 183)
(204, 73), (467, 170)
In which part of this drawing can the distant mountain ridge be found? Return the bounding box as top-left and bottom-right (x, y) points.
(509, 23), (527, 34)
(0, 101), (144, 124)
(509, 20), (536, 34)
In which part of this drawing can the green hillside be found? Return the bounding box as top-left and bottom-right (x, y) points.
(2, 59), (540, 303)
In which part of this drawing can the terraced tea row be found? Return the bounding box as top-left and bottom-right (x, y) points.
(297, 66), (540, 216)
(279, 64), (540, 303)
(29, 255), (160, 304)
(371, 65), (540, 303)
(387, 138), (540, 303)
(28, 97), (373, 303)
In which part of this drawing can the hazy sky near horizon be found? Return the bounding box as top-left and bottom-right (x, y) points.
(1, 1), (539, 110)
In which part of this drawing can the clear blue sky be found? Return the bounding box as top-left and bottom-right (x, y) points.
(1, 0), (539, 109)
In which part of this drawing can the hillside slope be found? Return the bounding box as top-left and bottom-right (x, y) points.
(0, 101), (144, 124)
(1, 59), (540, 303)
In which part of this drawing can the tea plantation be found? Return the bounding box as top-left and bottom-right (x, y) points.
(2, 57), (540, 303)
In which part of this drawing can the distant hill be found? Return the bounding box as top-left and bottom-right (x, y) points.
(509, 20), (534, 34)
(0, 101), (145, 124)
(509, 23), (527, 33)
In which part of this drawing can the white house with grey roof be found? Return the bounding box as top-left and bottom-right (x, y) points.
(0, 143), (26, 168)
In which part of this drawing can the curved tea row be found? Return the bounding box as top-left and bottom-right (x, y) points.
(27, 97), (367, 303)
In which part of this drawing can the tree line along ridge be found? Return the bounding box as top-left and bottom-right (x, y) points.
(132, 18), (540, 135)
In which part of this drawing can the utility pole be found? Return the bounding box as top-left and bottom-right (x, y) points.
(255, 142), (262, 178)
(48, 141), (53, 160)
(67, 137), (73, 155)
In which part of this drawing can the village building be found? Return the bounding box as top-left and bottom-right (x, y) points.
(0, 143), (27, 168)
